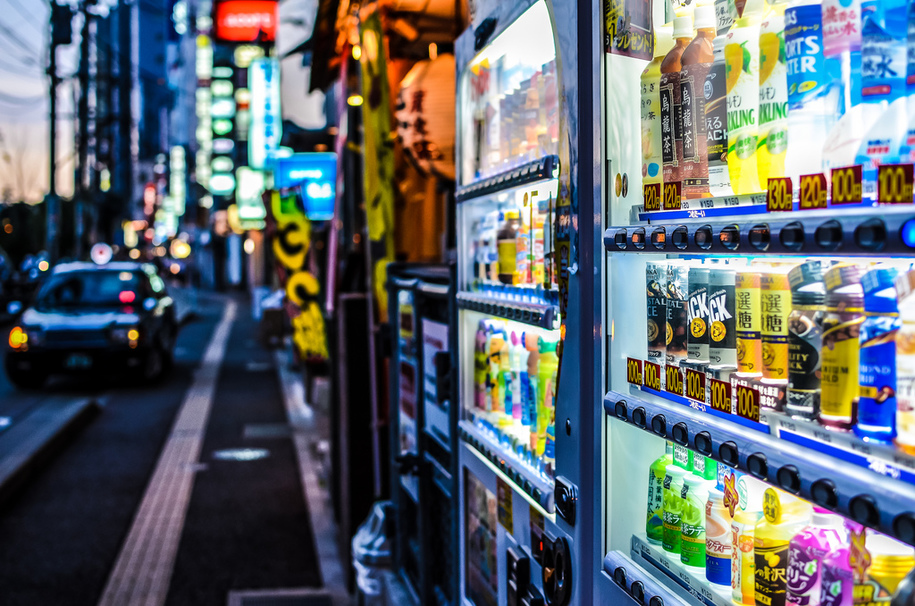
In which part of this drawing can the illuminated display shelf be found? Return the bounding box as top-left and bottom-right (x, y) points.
(456, 291), (559, 329)
(458, 419), (555, 512)
(628, 534), (731, 606)
(456, 155), (559, 203)
(605, 205), (915, 256)
(603, 390), (915, 546)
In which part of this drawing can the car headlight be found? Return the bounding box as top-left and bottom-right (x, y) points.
(110, 326), (140, 344)
(8, 326), (41, 350)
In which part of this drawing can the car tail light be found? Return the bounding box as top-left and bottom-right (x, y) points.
(8, 326), (26, 351)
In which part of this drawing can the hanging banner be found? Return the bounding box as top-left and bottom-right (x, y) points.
(267, 190), (329, 362)
(360, 12), (396, 318)
(249, 57), (282, 170)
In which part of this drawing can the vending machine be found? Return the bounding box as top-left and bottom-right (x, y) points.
(387, 264), (459, 605)
(453, 0), (602, 604)
(600, 0), (915, 603)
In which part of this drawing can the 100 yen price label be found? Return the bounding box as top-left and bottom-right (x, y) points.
(684, 368), (706, 403)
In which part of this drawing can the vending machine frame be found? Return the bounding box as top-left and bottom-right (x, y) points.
(596, 3), (915, 604)
(388, 263), (459, 606)
(453, 0), (603, 604)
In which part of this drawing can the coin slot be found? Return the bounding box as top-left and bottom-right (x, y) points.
(614, 400), (628, 420)
(671, 422), (689, 445)
(849, 494), (879, 527)
(694, 432), (712, 455)
(811, 479), (839, 509)
(814, 220), (843, 251)
(718, 441), (739, 467)
(650, 414), (666, 436)
(893, 513), (915, 546)
(632, 407), (647, 428)
(780, 221), (805, 251)
(719, 224), (740, 250)
(777, 465), (801, 494)
(747, 453), (768, 479)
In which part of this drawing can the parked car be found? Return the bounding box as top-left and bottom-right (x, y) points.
(4, 262), (178, 389)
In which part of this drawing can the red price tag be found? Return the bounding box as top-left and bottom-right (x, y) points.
(644, 361), (662, 391)
(684, 368), (706, 403)
(665, 365), (683, 396)
(627, 358), (643, 386)
(708, 378), (731, 413)
(799, 173), (827, 210)
(734, 383), (760, 422)
(766, 177), (793, 212)
(643, 183), (662, 212)
(830, 165), (862, 205)
(878, 164), (915, 204)
(663, 181), (681, 210)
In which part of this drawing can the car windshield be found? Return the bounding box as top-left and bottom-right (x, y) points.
(35, 270), (145, 310)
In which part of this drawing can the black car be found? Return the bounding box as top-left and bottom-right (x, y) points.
(5, 262), (178, 389)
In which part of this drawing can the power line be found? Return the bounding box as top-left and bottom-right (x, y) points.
(0, 91), (45, 105)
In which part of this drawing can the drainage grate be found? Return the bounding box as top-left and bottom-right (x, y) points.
(243, 423), (293, 440)
(228, 589), (333, 606)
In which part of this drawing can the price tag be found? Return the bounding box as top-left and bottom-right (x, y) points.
(799, 173), (827, 210)
(708, 378), (731, 413)
(663, 181), (681, 210)
(644, 361), (662, 391)
(665, 365), (683, 396)
(831, 165), (862, 205)
(627, 358), (643, 386)
(734, 383), (760, 422)
(684, 367), (706, 403)
(878, 163), (915, 204)
(766, 177), (793, 212)
(644, 183), (662, 212)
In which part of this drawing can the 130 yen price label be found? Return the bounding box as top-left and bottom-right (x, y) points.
(878, 164), (914, 204)
(766, 177), (793, 212)
(734, 383), (760, 422)
(831, 165), (862, 205)
(627, 358), (643, 386)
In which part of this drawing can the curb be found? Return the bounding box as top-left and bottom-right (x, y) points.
(0, 397), (102, 508)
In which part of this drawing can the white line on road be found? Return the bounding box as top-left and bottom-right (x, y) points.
(97, 301), (237, 606)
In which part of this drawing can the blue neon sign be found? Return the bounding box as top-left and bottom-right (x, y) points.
(274, 153), (337, 220)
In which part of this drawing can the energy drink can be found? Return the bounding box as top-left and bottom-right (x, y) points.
(708, 269), (737, 368)
(647, 263), (668, 364)
(667, 262), (690, 368)
(688, 267), (711, 363)
(736, 271), (763, 376)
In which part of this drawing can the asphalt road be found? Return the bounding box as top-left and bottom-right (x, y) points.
(0, 292), (321, 605)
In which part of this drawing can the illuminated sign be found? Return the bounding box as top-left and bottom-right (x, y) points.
(274, 153), (337, 220)
(248, 58), (281, 169)
(210, 173), (237, 195)
(236, 167), (267, 225)
(169, 146), (186, 216)
(214, 1), (277, 43)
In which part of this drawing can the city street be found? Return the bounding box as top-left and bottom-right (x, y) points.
(0, 292), (332, 606)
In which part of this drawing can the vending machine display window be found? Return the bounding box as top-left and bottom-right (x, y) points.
(457, 0), (559, 186)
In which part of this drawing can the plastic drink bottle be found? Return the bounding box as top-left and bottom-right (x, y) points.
(784, 0), (835, 183)
(647, 263), (668, 364)
(497, 211), (521, 285)
(681, 5), (718, 199)
(667, 261), (690, 368)
(820, 546), (854, 606)
(526, 334), (540, 451)
(736, 270), (764, 375)
(663, 464), (690, 554)
(647, 441), (674, 544)
(787, 261), (828, 420)
(687, 267), (711, 364)
(856, 267), (901, 442)
(854, 0), (909, 198)
(895, 269), (915, 454)
(725, 0), (765, 194)
(706, 487), (733, 585)
(755, 488), (812, 606)
(820, 264), (866, 430)
(642, 25), (675, 193)
(517, 332), (532, 426)
(662, 15), (695, 200)
(707, 31), (734, 197)
(509, 332), (523, 422)
(861, 533), (915, 601)
(489, 330), (505, 415)
(681, 473), (716, 569)
(786, 508), (847, 605)
(733, 508), (762, 605)
(757, 0), (790, 187)
(500, 332), (513, 427)
(474, 321), (489, 410)
(898, 3), (915, 165)
(536, 338), (559, 457)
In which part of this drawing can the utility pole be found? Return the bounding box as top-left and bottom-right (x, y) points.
(75, 0), (96, 260)
(47, 1), (72, 264)
(117, 0), (133, 222)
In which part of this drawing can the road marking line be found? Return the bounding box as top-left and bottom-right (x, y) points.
(98, 301), (236, 606)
